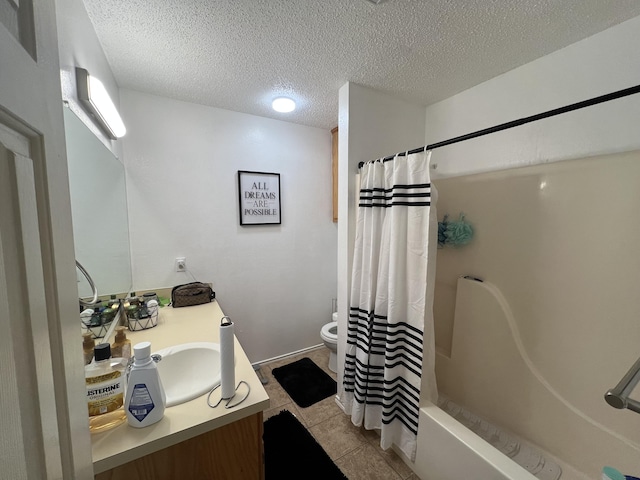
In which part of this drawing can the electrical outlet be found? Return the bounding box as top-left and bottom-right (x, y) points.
(175, 257), (186, 272)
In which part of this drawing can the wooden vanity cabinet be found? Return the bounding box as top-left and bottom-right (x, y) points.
(95, 412), (264, 480)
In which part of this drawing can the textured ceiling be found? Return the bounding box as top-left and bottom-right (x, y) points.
(82, 0), (640, 130)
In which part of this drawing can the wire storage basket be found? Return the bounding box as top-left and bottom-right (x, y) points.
(125, 296), (159, 331)
(81, 303), (118, 339)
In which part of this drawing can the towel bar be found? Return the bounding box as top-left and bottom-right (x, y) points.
(604, 355), (640, 414)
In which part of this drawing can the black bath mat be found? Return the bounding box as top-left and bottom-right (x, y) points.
(264, 410), (347, 480)
(272, 357), (337, 408)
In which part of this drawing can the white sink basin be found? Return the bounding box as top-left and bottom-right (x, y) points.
(153, 342), (223, 407)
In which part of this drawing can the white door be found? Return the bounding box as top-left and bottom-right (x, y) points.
(0, 1), (94, 478)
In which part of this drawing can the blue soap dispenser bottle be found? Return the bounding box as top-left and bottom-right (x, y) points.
(124, 341), (166, 428)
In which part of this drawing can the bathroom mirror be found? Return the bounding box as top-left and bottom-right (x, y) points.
(64, 107), (132, 298)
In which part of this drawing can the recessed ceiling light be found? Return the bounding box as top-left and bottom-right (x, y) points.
(272, 97), (296, 113)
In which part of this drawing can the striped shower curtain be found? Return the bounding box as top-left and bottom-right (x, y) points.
(342, 150), (438, 461)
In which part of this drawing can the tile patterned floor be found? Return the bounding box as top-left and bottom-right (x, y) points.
(261, 346), (419, 480)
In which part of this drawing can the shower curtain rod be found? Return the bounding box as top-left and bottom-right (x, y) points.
(357, 83), (640, 169)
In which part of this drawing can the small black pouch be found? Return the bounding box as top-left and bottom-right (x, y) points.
(171, 282), (215, 308)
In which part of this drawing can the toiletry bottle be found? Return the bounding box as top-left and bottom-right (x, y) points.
(138, 299), (150, 319)
(130, 292), (140, 305)
(80, 308), (94, 327)
(124, 341), (166, 428)
(82, 333), (95, 365)
(85, 343), (126, 433)
(142, 292), (159, 305)
(108, 294), (120, 312)
(90, 306), (102, 327)
(124, 292), (140, 329)
(100, 303), (116, 325)
(146, 299), (159, 327)
(111, 326), (132, 361)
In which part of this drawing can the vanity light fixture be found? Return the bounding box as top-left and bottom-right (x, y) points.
(272, 97), (296, 113)
(76, 67), (126, 139)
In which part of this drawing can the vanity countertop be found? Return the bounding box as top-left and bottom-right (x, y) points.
(91, 300), (269, 474)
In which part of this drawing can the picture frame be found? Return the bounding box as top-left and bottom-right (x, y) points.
(237, 170), (281, 226)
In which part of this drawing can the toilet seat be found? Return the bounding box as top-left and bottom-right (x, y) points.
(321, 321), (338, 342)
(320, 320), (338, 373)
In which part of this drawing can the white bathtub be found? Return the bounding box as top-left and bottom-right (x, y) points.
(413, 402), (539, 480)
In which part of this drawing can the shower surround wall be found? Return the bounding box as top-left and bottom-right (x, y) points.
(432, 152), (640, 477)
(119, 89), (337, 363)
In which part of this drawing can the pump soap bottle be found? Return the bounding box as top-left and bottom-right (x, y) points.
(124, 341), (166, 428)
(111, 326), (132, 361)
(85, 343), (126, 433)
(82, 333), (95, 365)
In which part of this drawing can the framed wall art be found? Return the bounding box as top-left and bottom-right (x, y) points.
(237, 170), (281, 225)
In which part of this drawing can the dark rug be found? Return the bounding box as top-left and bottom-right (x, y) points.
(272, 357), (337, 408)
(264, 410), (347, 480)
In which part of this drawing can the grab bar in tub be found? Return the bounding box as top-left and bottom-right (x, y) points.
(604, 355), (640, 414)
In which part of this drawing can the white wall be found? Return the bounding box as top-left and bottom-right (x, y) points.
(55, 0), (337, 365)
(336, 82), (426, 403)
(424, 14), (640, 178)
(120, 89), (336, 363)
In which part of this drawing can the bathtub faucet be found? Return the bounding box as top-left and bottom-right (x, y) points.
(604, 355), (640, 414)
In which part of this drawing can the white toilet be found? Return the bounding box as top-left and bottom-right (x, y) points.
(321, 312), (338, 373)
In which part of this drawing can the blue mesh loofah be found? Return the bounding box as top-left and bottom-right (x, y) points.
(444, 213), (473, 247)
(438, 214), (449, 248)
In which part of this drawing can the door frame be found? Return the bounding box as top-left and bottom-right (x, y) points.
(0, 1), (94, 478)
